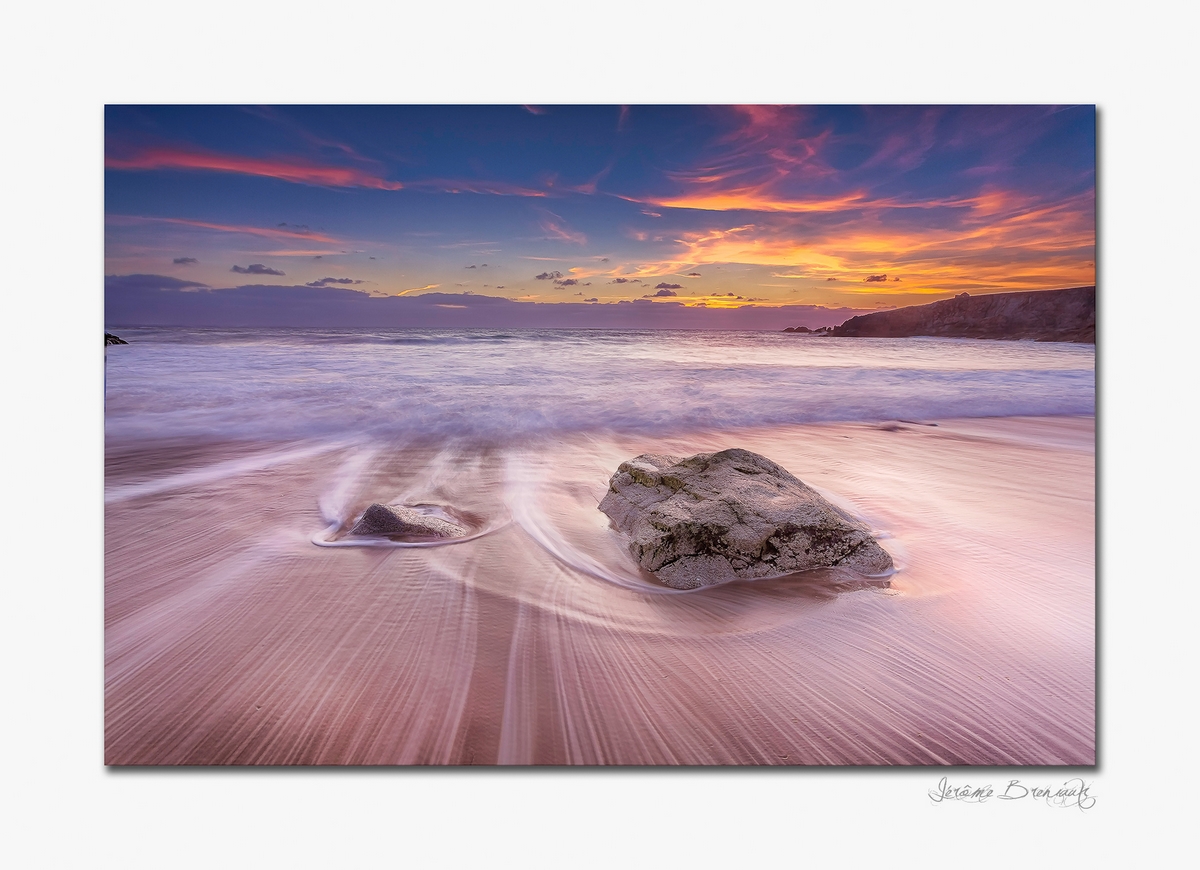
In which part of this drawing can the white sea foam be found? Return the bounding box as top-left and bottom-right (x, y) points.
(103, 327), (1095, 444)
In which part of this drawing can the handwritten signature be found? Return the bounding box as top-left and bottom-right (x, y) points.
(928, 777), (1095, 810)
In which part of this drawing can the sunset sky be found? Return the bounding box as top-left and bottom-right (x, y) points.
(105, 104), (1095, 328)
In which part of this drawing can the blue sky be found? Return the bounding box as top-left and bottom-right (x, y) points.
(105, 104), (1095, 327)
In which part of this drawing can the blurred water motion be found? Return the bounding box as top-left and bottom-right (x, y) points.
(103, 328), (1094, 444)
(105, 418), (1094, 765)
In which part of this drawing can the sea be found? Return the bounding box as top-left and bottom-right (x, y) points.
(103, 327), (1095, 444)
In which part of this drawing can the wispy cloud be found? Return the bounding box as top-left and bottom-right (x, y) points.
(239, 107), (381, 166)
(108, 214), (342, 244)
(537, 211), (587, 245)
(436, 239), (502, 249)
(858, 107), (942, 173)
(410, 178), (548, 198)
(614, 106), (840, 216)
(256, 250), (345, 257)
(106, 144), (403, 190)
(173, 257), (198, 265)
(565, 159), (617, 196)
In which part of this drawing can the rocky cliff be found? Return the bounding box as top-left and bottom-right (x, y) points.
(830, 286), (1095, 342)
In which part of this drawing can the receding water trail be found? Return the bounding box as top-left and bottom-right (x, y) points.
(104, 441), (345, 504)
(317, 446), (379, 526)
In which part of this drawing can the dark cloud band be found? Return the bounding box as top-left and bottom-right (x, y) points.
(306, 277), (364, 287)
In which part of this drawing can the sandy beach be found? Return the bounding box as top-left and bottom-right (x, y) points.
(105, 415), (1094, 765)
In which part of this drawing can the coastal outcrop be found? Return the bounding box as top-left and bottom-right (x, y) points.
(830, 286), (1095, 342)
(349, 503), (467, 539)
(598, 448), (893, 590)
(105, 333), (128, 345)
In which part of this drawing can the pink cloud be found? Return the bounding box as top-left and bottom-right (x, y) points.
(106, 144), (403, 190)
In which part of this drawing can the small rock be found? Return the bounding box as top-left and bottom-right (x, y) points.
(105, 333), (128, 346)
(349, 503), (467, 539)
(599, 448), (892, 589)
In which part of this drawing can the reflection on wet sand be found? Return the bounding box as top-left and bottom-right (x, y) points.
(105, 417), (1094, 765)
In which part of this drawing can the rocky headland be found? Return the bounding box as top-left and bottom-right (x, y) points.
(828, 286), (1095, 342)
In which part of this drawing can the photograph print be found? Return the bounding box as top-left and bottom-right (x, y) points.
(104, 105), (1095, 766)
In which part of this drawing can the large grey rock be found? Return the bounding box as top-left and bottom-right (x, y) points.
(349, 503), (467, 539)
(598, 448), (892, 589)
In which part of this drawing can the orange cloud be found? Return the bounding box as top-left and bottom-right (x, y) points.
(393, 284), (440, 296)
(644, 188), (873, 214)
(106, 145), (403, 190)
(614, 184), (1095, 298)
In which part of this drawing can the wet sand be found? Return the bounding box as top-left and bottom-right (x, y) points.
(105, 416), (1094, 765)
